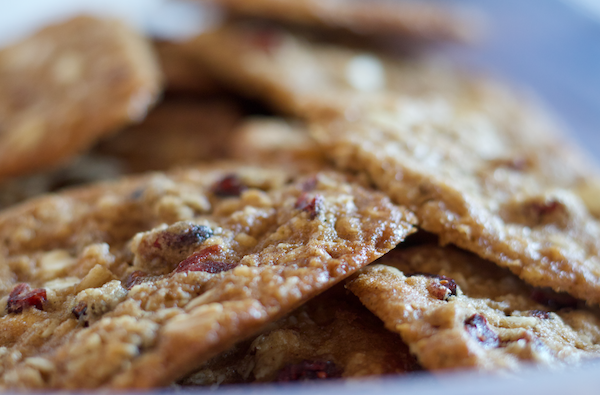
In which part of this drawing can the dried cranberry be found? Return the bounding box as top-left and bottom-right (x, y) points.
(530, 200), (562, 217)
(530, 288), (578, 310)
(190, 261), (237, 274)
(125, 270), (150, 290)
(72, 301), (88, 321)
(410, 273), (457, 300)
(247, 27), (282, 53)
(490, 157), (528, 171)
(295, 193), (323, 220)
(526, 310), (551, 319)
(152, 225), (213, 251)
(174, 245), (236, 274)
(212, 174), (247, 197)
(464, 314), (499, 348)
(7, 283), (47, 314)
(277, 360), (342, 382)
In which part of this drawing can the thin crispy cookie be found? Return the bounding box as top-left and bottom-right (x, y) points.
(184, 23), (482, 117)
(0, 16), (161, 180)
(199, 0), (475, 42)
(312, 89), (600, 304)
(347, 246), (600, 371)
(179, 284), (420, 386)
(0, 163), (414, 389)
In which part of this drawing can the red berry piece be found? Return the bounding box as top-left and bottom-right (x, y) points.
(212, 174), (247, 197)
(464, 314), (499, 348)
(295, 193), (323, 220)
(530, 200), (562, 217)
(174, 245), (236, 274)
(247, 27), (282, 54)
(152, 224), (213, 250)
(125, 270), (151, 290)
(7, 283), (47, 314)
(410, 273), (457, 300)
(525, 310), (551, 319)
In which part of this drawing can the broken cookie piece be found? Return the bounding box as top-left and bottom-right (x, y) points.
(347, 246), (600, 371)
(313, 90), (600, 304)
(0, 163), (414, 389)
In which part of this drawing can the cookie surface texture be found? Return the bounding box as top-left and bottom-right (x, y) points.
(228, 117), (328, 172)
(312, 84), (600, 304)
(0, 163), (414, 389)
(0, 16), (161, 180)
(185, 23), (478, 117)
(179, 284), (421, 386)
(200, 0), (474, 41)
(347, 245), (600, 371)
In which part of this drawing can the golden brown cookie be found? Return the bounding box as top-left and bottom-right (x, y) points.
(0, 99), (241, 209)
(155, 40), (223, 95)
(313, 94), (600, 304)
(93, 99), (242, 173)
(228, 117), (328, 171)
(179, 283), (421, 386)
(0, 16), (161, 180)
(347, 246), (600, 371)
(185, 22), (465, 116)
(0, 163), (414, 389)
(199, 0), (475, 42)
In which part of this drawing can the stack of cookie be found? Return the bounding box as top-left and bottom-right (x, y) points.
(1, 0), (599, 390)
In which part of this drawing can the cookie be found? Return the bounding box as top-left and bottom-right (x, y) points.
(0, 163), (414, 389)
(155, 40), (223, 95)
(93, 99), (241, 173)
(200, 0), (474, 42)
(311, 86), (600, 304)
(182, 23), (521, 126)
(0, 99), (241, 209)
(347, 245), (600, 371)
(0, 16), (161, 180)
(185, 23), (472, 117)
(228, 117), (328, 171)
(179, 283), (421, 386)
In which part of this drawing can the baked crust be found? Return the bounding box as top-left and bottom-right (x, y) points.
(0, 163), (414, 389)
(313, 94), (600, 304)
(347, 246), (600, 370)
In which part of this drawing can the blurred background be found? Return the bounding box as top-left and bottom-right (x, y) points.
(0, 0), (598, 157)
